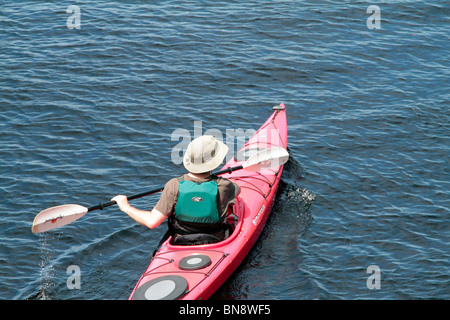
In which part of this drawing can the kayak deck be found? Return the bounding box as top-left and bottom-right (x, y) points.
(129, 104), (287, 300)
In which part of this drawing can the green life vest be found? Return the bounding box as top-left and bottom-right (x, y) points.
(174, 180), (220, 224)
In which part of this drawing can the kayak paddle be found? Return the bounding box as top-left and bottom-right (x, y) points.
(31, 146), (289, 234)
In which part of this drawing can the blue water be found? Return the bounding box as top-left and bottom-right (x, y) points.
(1, 1), (448, 300)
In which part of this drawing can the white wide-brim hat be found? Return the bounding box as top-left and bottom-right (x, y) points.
(183, 135), (228, 173)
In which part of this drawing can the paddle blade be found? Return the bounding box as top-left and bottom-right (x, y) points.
(243, 147), (289, 171)
(32, 204), (88, 234)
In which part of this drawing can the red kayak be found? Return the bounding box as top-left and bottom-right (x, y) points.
(129, 104), (288, 300)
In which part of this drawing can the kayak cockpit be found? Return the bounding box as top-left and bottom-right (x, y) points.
(165, 196), (245, 249)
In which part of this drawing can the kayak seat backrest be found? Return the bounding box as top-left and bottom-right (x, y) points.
(173, 233), (222, 245)
(172, 222), (234, 246)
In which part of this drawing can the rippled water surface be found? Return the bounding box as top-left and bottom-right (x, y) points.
(1, 1), (448, 300)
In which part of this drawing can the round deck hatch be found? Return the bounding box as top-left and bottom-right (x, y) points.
(178, 254), (211, 270)
(132, 275), (188, 300)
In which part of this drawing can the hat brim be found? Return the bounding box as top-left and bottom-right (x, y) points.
(183, 140), (229, 174)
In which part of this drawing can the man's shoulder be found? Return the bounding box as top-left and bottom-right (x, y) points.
(215, 176), (232, 184)
(216, 176), (239, 192)
(165, 176), (183, 189)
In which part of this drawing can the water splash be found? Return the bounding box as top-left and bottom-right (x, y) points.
(33, 233), (57, 300)
(276, 181), (315, 237)
(278, 153), (316, 233)
(287, 185), (316, 212)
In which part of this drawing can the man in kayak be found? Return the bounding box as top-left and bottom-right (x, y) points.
(112, 135), (240, 245)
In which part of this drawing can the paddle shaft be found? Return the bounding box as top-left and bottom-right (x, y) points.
(87, 164), (244, 212)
